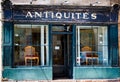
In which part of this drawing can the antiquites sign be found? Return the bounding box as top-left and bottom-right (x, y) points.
(25, 11), (97, 20)
(12, 6), (114, 23)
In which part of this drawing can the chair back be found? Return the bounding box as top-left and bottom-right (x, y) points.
(24, 46), (35, 56)
(82, 46), (92, 51)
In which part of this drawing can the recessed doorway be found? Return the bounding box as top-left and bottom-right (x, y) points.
(52, 25), (73, 79)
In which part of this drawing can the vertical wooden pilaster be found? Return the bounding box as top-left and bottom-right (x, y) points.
(0, 0), (2, 80)
(118, 10), (120, 66)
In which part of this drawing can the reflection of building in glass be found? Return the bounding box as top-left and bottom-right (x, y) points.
(76, 26), (108, 66)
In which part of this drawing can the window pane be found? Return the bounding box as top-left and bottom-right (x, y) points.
(76, 26), (108, 66)
(14, 25), (31, 46)
(14, 24), (49, 66)
(52, 25), (72, 32)
(32, 25), (40, 45)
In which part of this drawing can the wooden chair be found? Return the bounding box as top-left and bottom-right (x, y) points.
(24, 46), (39, 65)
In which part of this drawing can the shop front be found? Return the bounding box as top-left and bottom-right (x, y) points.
(2, 0), (120, 80)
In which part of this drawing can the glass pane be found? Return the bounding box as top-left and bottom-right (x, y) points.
(32, 25), (40, 45)
(53, 34), (64, 65)
(80, 29), (97, 52)
(76, 26), (108, 66)
(14, 25), (31, 46)
(14, 46), (24, 66)
(52, 25), (72, 32)
(14, 24), (49, 66)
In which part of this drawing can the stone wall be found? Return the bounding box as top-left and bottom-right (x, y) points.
(10, 0), (110, 6)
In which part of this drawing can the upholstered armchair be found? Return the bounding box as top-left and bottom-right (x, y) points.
(24, 46), (39, 65)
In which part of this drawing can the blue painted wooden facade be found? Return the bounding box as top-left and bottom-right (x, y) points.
(2, 0), (120, 80)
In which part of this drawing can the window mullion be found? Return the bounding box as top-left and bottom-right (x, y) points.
(46, 25), (49, 66)
(41, 25), (45, 66)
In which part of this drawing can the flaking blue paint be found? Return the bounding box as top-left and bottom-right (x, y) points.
(3, 67), (52, 80)
(73, 67), (120, 79)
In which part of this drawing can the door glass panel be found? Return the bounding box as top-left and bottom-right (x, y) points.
(53, 34), (64, 65)
(52, 34), (72, 77)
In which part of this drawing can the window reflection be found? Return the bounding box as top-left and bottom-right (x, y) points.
(76, 26), (108, 66)
(14, 24), (49, 66)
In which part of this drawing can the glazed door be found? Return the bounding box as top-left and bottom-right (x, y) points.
(52, 34), (72, 78)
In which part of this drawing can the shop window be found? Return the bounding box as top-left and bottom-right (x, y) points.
(14, 24), (49, 66)
(76, 26), (108, 66)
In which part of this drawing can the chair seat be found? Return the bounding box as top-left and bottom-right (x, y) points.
(25, 55), (39, 65)
(25, 55), (38, 57)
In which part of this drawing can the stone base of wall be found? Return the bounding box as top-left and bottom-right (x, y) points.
(2, 79), (120, 82)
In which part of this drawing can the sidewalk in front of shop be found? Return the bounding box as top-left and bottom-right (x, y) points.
(2, 78), (120, 82)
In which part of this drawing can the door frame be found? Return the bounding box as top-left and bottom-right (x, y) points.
(52, 34), (70, 77)
(50, 24), (75, 78)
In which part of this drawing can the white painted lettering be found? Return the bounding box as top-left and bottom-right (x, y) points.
(91, 13), (97, 19)
(83, 12), (89, 19)
(25, 11), (98, 20)
(50, 12), (54, 18)
(44, 11), (48, 18)
(64, 12), (70, 18)
(71, 13), (75, 19)
(26, 11), (33, 18)
(34, 12), (42, 18)
(75, 13), (81, 19)
(56, 12), (62, 19)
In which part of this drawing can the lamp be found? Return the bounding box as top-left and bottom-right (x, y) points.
(111, 3), (120, 12)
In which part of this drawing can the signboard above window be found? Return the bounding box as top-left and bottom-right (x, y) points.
(11, 5), (118, 23)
